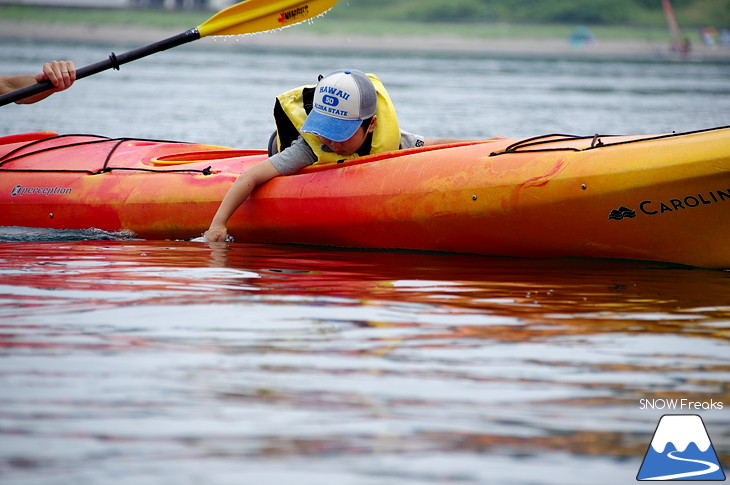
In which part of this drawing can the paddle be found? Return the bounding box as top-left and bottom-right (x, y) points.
(0, 0), (337, 107)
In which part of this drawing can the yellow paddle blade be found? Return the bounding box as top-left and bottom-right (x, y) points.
(197, 0), (338, 37)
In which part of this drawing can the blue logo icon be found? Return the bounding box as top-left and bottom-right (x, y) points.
(637, 415), (726, 481)
(322, 95), (339, 107)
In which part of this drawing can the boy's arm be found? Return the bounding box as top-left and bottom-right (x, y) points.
(204, 159), (282, 242)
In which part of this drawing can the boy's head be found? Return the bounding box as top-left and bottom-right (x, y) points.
(301, 69), (377, 155)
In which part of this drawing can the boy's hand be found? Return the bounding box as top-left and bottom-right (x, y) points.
(204, 225), (229, 242)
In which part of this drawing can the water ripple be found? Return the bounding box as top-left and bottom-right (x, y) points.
(0, 239), (728, 484)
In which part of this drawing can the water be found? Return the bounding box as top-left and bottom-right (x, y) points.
(1, 37), (729, 484)
(1, 237), (728, 484)
(3, 37), (730, 144)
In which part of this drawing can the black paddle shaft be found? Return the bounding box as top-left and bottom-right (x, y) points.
(0, 28), (201, 107)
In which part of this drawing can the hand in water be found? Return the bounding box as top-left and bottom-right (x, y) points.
(191, 229), (234, 243)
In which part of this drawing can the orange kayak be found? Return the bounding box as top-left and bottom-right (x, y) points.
(1, 127), (728, 268)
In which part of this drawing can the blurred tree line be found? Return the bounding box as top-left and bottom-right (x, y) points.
(330, 0), (729, 26)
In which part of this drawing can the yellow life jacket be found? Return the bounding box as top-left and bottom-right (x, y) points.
(273, 73), (401, 165)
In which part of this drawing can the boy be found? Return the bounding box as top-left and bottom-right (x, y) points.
(204, 69), (466, 242)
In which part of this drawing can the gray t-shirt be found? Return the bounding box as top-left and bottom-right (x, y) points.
(270, 130), (425, 176)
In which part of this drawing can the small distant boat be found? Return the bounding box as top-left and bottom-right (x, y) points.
(1, 126), (728, 268)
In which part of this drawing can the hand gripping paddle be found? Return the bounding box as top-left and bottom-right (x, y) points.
(0, 0), (338, 106)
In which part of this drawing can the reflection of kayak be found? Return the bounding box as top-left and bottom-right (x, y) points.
(1, 127), (728, 268)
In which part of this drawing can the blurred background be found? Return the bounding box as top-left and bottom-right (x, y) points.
(2, 0), (729, 146)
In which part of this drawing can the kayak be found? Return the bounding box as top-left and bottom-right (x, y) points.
(1, 126), (728, 268)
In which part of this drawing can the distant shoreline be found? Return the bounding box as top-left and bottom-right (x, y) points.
(2, 20), (729, 61)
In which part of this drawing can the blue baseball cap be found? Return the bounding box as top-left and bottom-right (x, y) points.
(301, 69), (377, 142)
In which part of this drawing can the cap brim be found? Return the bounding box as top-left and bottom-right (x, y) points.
(300, 109), (362, 142)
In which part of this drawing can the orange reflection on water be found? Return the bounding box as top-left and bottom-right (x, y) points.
(1, 239), (728, 471)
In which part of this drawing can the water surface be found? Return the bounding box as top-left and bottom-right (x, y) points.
(1, 237), (728, 484)
(3, 37), (730, 146)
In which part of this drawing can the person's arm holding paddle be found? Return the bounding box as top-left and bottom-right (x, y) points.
(0, 61), (76, 104)
(0, 0), (338, 108)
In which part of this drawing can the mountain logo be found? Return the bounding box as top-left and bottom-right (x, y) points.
(637, 414), (726, 481)
(608, 205), (637, 221)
